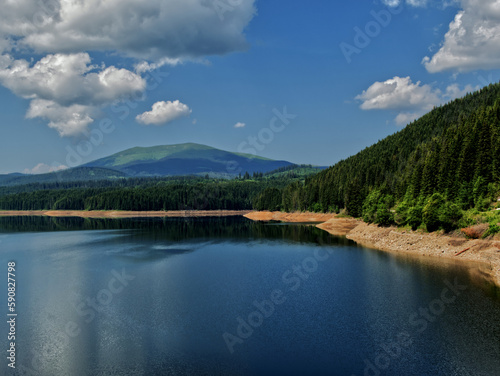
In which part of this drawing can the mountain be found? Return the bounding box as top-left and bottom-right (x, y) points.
(0, 143), (295, 187)
(83, 143), (294, 177)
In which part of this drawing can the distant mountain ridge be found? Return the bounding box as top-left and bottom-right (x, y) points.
(0, 167), (128, 187)
(0, 143), (296, 186)
(83, 143), (293, 177)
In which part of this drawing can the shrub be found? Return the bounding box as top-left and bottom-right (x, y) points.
(328, 205), (339, 213)
(461, 227), (481, 239)
(457, 210), (478, 228)
(375, 205), (394, 226)
(407, 205), (423, 230)
(438, 202), (463, 232)
(311, 202), (323, 213)
(395, 196), (411, 226)
(423, 193), (446, 232)
(482, 224), (500, 238)
(362, 189), (382, 223)
(461, 226), (482, 239)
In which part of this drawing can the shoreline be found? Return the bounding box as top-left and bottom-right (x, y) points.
(0, 210), (251, 218)
(245, 211), (500, 288)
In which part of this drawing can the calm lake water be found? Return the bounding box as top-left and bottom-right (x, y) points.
(0, 216), (499, 376)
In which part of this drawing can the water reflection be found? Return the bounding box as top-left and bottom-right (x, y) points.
(0, 215), (357, 247)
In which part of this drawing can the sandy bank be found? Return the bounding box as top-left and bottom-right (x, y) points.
(0, 210), (251, 218)
(244, 211), (337, 223)
(245, 211), (500, 288)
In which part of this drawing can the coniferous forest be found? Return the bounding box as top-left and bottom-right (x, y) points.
(0, 173), (308, 211)
(254, 83), (500, 233)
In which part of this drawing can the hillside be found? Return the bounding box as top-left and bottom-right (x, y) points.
(84, 143), (293, 177)
(264, 164), (327, 179)
(0, 167), (127, 187)
(256, 82), (500, 232)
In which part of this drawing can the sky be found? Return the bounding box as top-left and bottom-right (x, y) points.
(0, 0), (499, 174)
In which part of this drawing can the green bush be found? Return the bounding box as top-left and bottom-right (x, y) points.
(375, 205), (394, 226)
(457, 209), (479, 228)
(362, 191), (395, 226)
(311, 202), (323, 213)
(394, 195), (412, 226)
(423, 193), (446, 232)
(483, 223), (500, 238)
(362, 189), (382, 223)
(438, 201), (463, 232)
(406, 205), (423, 230)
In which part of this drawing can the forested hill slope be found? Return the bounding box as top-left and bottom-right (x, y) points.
(271, 82), (500, 228)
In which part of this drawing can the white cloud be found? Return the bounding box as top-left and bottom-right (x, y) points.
(444, 83), (479, 100)
(356, 76), (477, 125)
(0, 52), (145, 136)
(394, 112), (421, 125)
(0, 53), (145, 106)
(356, 76), (441, 111)
(134, 58), (181, 74)
(136, 100), (192, 125)
(0, 1), (256, 136)
(0, 0), (256, 61)
(382, 0), (401, 6)
(26, 99), (95, 137)
(23, 163), (68, 175)
(382, 0), (428, 7)
(423, 0), (500, 72)
(406, 0), (428, 6)
(234, 122), (246, 128)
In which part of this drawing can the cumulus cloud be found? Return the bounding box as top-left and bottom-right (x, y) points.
(356, 76), (441, 112)
(356, 76), (477, 125)
(234, 122), (246, 128)
(0, 0), (256, 61)
(26, 99), (96, 136)
(0, 1), (256, 136)
(423, 0), (500, 72)
(23, 163), (68, 175)
(136, 100), (192, 125)
(0, 53), (145, 106)
(0, 52), (145, 136)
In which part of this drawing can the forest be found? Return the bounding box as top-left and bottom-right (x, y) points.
(0, 169), (314, 211)
(254, 83), (500, 233)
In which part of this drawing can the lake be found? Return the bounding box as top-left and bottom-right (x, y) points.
(1, 216), (499, 376)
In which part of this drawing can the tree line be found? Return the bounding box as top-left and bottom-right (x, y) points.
(0, 176), (305, 211)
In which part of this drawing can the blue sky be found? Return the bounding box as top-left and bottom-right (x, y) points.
(0, 0), (499, 174)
